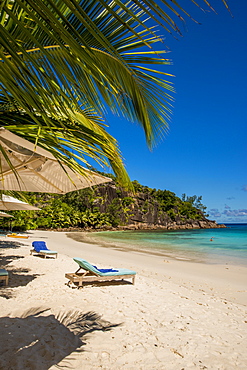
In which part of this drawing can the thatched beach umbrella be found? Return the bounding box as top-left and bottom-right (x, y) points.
(0, 128), (112, 194)
(0, 195), (40, 211)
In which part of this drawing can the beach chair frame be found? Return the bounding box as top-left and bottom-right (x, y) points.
(30, 249), (57, 258)
(65, 264), (136, 288)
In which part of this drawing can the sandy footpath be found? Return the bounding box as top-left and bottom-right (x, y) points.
(0, 230), (246, 369)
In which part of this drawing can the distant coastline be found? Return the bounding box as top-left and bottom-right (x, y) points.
(53, 219), (226, 233)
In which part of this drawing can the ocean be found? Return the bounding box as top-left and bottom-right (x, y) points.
(84, 224), (247, 265)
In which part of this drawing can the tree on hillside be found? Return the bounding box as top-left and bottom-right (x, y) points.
(0, 1), (230, 188)
(181, 194), (208, 216)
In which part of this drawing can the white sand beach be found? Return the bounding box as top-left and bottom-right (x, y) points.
(0, 229), (247, 369)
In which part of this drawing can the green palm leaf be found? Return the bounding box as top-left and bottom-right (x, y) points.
(0, 0), (229, 188)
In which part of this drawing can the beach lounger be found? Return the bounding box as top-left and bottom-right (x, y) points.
(7, 233), (29, 239)
(65, 258), (136, 288)
(0, 269), (9, 285)
(30, 241), (57, 259)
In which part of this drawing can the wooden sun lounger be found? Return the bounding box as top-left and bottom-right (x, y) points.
(0, 269), (9, 286)
(65, 258), (136, 288)
(30, 241), (58, 259)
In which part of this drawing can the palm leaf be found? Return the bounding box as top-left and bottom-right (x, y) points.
(0, 0), (230, 188)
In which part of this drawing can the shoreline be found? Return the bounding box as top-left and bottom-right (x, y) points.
(66, 228), (247, 267)
(0, 230), (247, 368)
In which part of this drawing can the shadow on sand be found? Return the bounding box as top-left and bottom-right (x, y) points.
(0, 265), (40, 299)
(0, 307), (121, 369)
(0, 239), (24, 250)
(68, 279), (134, 289)
(0, 240), (41, 299)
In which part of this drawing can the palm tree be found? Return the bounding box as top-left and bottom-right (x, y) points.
(0, 0), (229, 188)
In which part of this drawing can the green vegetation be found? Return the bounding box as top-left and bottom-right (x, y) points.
(0, 180), (208, 231)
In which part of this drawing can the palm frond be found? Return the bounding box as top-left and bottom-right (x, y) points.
(0, 0), (230, 187)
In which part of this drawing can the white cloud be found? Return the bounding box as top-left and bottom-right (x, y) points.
(209, 209), (222, 218)
(223, 209), (247, 217)
(209, 207), (247, 222)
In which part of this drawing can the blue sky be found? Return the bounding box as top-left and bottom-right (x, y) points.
(102, 1), (247, 224)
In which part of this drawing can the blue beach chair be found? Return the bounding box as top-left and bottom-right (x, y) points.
(31, 241), (57, 259)
(65, 257), (136, 288)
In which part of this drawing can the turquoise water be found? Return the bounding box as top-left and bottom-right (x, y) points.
(89, 224), (247, 265)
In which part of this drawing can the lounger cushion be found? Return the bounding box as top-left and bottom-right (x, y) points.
(73, 258), (136, 276)
(39, 250), (57, 254)
(0, 269), (8, 276)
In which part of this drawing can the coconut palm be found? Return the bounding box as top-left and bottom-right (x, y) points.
(0, 0), (229, 188)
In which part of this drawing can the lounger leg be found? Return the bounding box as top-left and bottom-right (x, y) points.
(132, 276), (135, 285)
(0, 276), (8, 286)
(78, 280), (83, 289)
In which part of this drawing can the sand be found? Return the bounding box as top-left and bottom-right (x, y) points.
(0, 230), (246, 369)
